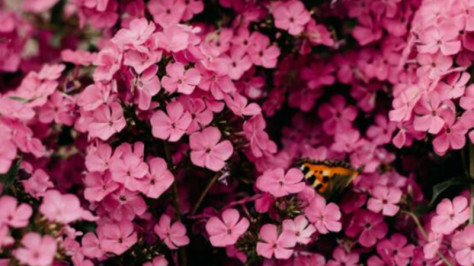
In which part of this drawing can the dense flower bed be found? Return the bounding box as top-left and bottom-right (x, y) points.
(1, 0), (474, 265)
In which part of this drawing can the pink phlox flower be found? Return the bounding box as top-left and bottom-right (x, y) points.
(256, 223), (296, 259)
(81, 232), (104, 259)
(224, 93), (261, 117)
(301, 62), (336, 90)
(306, 20), (335, 47)
(102, 187), (147, 221)
(154, 24), (191, 53)
(151, 101), (192, 142)
(83, 172), (119, 202)
(197, 67), (236, 100)
(243, 115), (277, 157)
(88, 102), (126, 141)
(460, 84), (474, 110)
(85, 141), (113, 173)
(38, 91), (75, 126)
(248, 32), (280, 68)
(154, 214), (190, 250)
(304, 194), (342, 234)
(189, 126), (233, 171)
(327, 247), (360, 266)
(367, 185), (402, 216)
(161, 62), (201, 94)
(227, 46), (252, 80)
(61, 49), (96, 66)
(205, 208), (250, 247)
(418, 23), (461, 56)
(417, 52), (453, 80)
(452, 225), (474, 266)
(0, 139), (16, 174)
(432, 110), (468, 156)
(138, 157), (174, 199)
(147, 0), (185, 28)
(98, 220), (137, 255)
(93, 44), (123, 81)
(318, 95), (357, 135)
(143, 256), (168, 266)
(346, 210), (388, 247)
(436, 72), (470, 100)
(413, 92), (454, 134)
(182, 0), (204, 20)
(22, 169), (53, 198)
(376, 233), (415, 266)
(109, 147), (149, 191)
(431, 196), (469, 235)
(112, 18), (155, 52)
(272, 0), (311, 35)
(13, 233), (57, 266)
(256, 168), (305, 197)
(77, 82), (115, 111)
(366, 115), (397, 145)
(39, 190), (93, 224)
(134, 65), (161, 110)
(282, 215), (316, 244)
(0, 195), (32, 228)
(181, 97), (213, 134)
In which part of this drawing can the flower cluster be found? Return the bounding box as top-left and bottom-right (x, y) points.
(1, 0), (474, 265)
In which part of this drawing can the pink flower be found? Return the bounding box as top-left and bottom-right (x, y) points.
(189, 127), (233, 171)
(135, 66), (161, 110)
(452, 225), (474, 266)
(81, 232), (104, 259)
(418, 23), (461, 56)
(367, 185), (402, 216)
(112, 18), (155, 52)
(99, 220), (137, 255)
(151, 101), (192, 142)
(272, 1), (311, 35)
(432, 112), (467, 156)
(431, 196), (469, 235)
(0, 139), (16, 174)
(224, 93), (261, 117)
(38, 91), (75, 126)
(282, 215), (316, 244)
(93, 44), (122, 81)
(346, 210), (388, 247)
(256, 224), (296, 259)
(161, 62), (201, 94)
(21, 0), (59, 12)
(147, 0), (185, 28)
(39, 190), (88, 224)
(154, 24), (190, 53)
(0, 195), (32, 228)
(304, 194), (342, 234)
(327, 247), (360, 266)
(413, 92), (451, 134)
(256, 168), (305, 197)
(205, 208), (250, 247)
(88, 102), (126, 141)
(77, 82), (113, 111)
(437, 72), (470, 100)
(248, 32), (280, 68)
(102, 188), (147, 221)
(22, 169), (53, 198)
(84, 172), (119, 202)
(228, 46), (252, 80)
(460, 84), (474, 110)
(138, 157), (174, 199)
(417, 52), (453, 79)
(306, 20), (335, 47)
(109, 149), (149, 191)
(318, 95), (357, 135)
(376, 233), (415, 266)
(13, 233), (57, 266)
(85, 142), (113, 173)
(143, 256), (168, 266)
(154, 214), (190, 250)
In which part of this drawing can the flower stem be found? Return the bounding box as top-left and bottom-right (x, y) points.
(469, 143), (474, 224)
(162, 141), (187, 266)
(401, 210), (454, 266)
(191, 171), (220, 215)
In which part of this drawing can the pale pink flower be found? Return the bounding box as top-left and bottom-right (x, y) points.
(93, 44), (123, 81)
(109, 149), (149, 191)
(83, 172), (119, 202)
(112, 18), (155, 52)
(189, 127), (233, 171)
(367, 185), (402, 216)
(327, 247), (360, 266)
(85, 142), (113, 173)
(138, 157), (174, 199)
(282, 215), (316, 244)
(452, 225), (474, 266)
(256, 168), (305, 197)
(154, 214), (190, 250)
(205, 208), (250, 247)
(135, 65), (161, 110)
(99, 221), (137, 255)
(304, 194), (342, 234)
(272, 1), (311, 35)
(154, 24), (190, 52)
(81, 232), (104, 259)
(151, 101), (192, 142)
(418, 23), (461, 55)
(22, 169), (53, 198)
(88, 102), (126, 141)
(248, 32), (280, 68)
(0, 196), (32, 228)
(0, 139), (16, 174)
(431, 196), (469, 235)
(13, 233), (57, 266)
(147, 0), (185, 28)
(224, 93), (261, 117)
(77, 82), (114, 111)
(256, 224), (296, 259)
(39, 190), (88, 224)
(161, 62), (201, 94)
(413, 92), (450, 134)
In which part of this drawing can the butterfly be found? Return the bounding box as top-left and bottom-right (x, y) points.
(298, 158), (361, 199)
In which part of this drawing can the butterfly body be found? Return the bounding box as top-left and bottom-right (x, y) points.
(298, 159), (360, 199)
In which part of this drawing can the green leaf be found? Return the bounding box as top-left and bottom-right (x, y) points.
(0, 159), (21, 193)
(430, 177), (469, 205)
